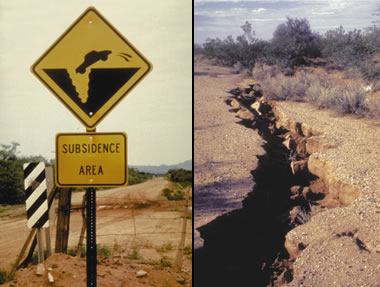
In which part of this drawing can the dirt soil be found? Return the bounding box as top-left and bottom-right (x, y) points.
(195, 61), (380, 286)
(194, 62), (264, 249)
(0, 178), (192, 286)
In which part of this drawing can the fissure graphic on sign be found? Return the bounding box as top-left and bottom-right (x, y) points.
(31, 7), (152, 130)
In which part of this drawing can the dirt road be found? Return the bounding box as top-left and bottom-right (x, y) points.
(0, 178), (192, 273)
(194, 62), (264, 248)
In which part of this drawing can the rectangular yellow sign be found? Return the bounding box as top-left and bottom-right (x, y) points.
(55, 132), (127, 187)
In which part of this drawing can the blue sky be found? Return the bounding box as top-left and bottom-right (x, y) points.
(195, 0), (379, 43)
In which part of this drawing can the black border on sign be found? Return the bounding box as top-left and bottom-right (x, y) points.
(31, 6), (152, 130)
(55, 132), (128, 187)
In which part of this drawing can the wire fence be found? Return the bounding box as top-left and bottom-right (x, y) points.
(49, 188), (192, 268)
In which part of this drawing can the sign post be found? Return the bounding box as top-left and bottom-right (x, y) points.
(86, 187), (97, 286)
(31, 6), (152, 287)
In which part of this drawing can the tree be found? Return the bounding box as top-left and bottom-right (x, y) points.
(0, 143), (24, 204)
(241, 21), (255, 43)
(269, 17), (321, 68)
(0, 142), (20, 161)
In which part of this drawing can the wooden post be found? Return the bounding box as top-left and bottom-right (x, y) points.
(76, 192), (87, 257)
(55, 188), (72, 253)
(36, 229), (45, 263)
(44, 167), (55, 257)
(174, 186), (190, 271)
(10, 229), (36, 275)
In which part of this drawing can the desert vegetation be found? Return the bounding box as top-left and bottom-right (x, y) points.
(195, 15), (380, 117)
(0, 142), (154, 207)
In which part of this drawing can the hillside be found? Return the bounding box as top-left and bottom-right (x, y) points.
(131, 160), (192, 174)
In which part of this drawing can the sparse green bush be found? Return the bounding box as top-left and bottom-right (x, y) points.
(162, 188), (185, 200)
(97, 245), (111, 257)
(0, 269), (8, 284)
(156, 242), (174, 253)
(167, 169), (192, 185)
(128, 168), (153, 185)
(159, 256), (172, 268)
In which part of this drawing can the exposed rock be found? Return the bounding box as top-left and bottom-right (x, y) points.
(237, 108), (255, 121)
(36, 263), (45, 276)
(48, 272), (54, 283)
(230, 98), (240, 109)
(290, 185), (302, 195)
(290, 160), (309, 176)
(250, 102), (262, 116)
(136, 270), (148, 278)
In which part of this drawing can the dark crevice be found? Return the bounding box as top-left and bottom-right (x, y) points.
(195, 85), (325, 286)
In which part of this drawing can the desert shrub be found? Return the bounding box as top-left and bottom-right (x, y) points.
(200, 22), (268, 69)
(159, 256), (173, 268)
(261, 69), (317, 101)
(162, 188), (185, 200)
(367, 95), (380, 118)
(358, 60), (380, 81)
(232, 62), (244, 74)
(156, 242), (174, 253)
(167, 169), (192, 185)
(306, 79), (369, 116)
(128, 168), (153, 185)
(321, 26), (376, 66)
(252, 63), (281, 81)
(0, 269), (8, 284)
(97, 245), (112, 257)
(269, 17), (321, 68)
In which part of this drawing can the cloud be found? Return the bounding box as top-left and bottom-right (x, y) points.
(252, 8), (266, 13)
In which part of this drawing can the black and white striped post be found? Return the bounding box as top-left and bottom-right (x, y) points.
(23, 162), (49, 263)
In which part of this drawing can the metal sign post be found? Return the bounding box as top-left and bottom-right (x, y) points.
(86, 187), (97, 286)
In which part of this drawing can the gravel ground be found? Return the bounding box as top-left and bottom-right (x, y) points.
(194, 62), (264, 249)
(195, 62), (380, 285)
(271, 101), (380, 286)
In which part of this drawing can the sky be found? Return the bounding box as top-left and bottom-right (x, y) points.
(0, 0), (192, 166)
(195, 0), (379, 43)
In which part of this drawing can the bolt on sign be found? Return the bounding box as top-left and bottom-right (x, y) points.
(31, 6), (152, 130)
(55, 132), (127, 187)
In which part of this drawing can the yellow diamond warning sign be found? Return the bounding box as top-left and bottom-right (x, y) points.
(55, 132), (127, 187)
(32, 7), (152, 130)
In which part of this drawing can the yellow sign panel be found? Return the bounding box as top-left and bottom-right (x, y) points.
(55, 132), (127, 187)
(32, 7), (152, 130)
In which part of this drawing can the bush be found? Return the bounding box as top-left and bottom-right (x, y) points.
(367, 94), (380, 118)
(167, 169), (192, 185)
(306, 79), (369, 116)
(269, 17), (321, 68)
(260, 69), (318, 102)
(159, 256), (172, 268)
(0, 269), (8, 284)
(321, 26), (376, 66)
(128, 168), (153, 185)
(200, 22), (269, 69)
(162, 188), (185, 201)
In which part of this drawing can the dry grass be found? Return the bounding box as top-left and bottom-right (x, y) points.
(252, 64), (373, 116)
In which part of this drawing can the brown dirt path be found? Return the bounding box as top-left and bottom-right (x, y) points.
(0, 177), (192, 285)
(194, 62), (264, 248)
